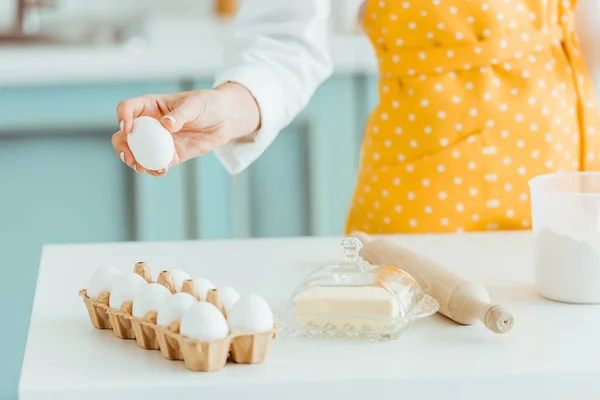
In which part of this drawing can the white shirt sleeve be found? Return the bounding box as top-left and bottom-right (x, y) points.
(576, 0), (600, 103)
(213, 0), (333, 175)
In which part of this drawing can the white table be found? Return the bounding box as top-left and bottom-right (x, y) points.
(19, 233), (600, 400)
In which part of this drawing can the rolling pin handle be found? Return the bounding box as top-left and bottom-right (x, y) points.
(483, 305), (514, 334)
(350, 231), (371, 245)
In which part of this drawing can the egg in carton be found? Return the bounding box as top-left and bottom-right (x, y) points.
(106, 262), (154, 339)
(80, 265), (278, 372)
(165, 288), (278, 371)
(79, 262), (152, 337)
(150, 276), (200, 360)
(79, 263), (186, 338)
(79, 264), (201, 348)
(110, 268), (193, 343)
(204, 289), (276, 364)
(78, 262), (145, 330)
(222, 291), (278, 364)
(119, 279), (278, 371)
(152, 282), (278, 369)
(128, 272), (175, 349)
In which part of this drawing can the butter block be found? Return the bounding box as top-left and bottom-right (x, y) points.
(293, 286), (406, 330)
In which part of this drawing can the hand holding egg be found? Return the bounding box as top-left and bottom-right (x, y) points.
(111, 83), (261, 176)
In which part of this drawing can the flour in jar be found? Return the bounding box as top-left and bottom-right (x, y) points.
(534, 229), (600, 303)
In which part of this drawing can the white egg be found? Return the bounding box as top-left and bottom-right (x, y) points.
(227, 294), (274, 333)
(86, 266), (123, 299)
(192, 277), (216, 300)
(219, 286), (241, 314)
(109, 273), (147, 309)
(157, 292), (197, 326)
(180, 302), (229, 340)
(169, 269), (191, 292)
(127, 116), (175, 171)
(132, 283), (172, 318)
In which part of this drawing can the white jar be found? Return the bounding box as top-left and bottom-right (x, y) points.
(529, 172), (600, 304)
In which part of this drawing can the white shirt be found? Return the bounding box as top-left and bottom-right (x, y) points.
(213, 0), (600, 175)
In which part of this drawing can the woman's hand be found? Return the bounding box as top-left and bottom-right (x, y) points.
(112, 82), (261, 176)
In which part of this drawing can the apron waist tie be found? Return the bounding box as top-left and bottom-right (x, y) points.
(378, 25), (564, 77)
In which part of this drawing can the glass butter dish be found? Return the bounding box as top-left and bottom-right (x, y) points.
(281, 237), (439, 341)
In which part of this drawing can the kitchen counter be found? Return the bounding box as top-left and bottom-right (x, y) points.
(0, 17), (378, 87)
(19, 232), (600, 399)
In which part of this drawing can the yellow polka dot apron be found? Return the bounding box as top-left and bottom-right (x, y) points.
(345, 0), (600, 234)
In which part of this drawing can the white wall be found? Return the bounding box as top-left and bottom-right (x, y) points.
(49, 0), (212, 17)
(0, 0), (365, 33)
(0, 0), (213, 29)
(576, 0), (600, 106)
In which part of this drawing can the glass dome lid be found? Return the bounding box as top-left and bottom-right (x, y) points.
(282, 237), (439, 341)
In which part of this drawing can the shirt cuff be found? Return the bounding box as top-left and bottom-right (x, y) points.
(213, 67), (285, 175)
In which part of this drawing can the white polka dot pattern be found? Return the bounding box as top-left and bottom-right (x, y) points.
(345, 0), (600, 235)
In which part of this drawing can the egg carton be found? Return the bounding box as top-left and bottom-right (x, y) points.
(79, 263), (278, 372)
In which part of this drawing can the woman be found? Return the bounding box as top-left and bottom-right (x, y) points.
(111, 0), (600, 234)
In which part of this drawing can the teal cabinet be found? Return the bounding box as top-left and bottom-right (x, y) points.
(305, 75), (361, 236)
(187, 81), (238, 239)
(248, 119), (312, 237)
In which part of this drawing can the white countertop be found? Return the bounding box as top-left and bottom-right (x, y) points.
(19, 232), (600, 399)
(0, 17), (378, 87)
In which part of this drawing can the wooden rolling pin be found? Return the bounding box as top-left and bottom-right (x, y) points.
(351, 232), (514, 334)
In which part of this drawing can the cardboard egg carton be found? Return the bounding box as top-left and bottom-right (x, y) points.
(79, 262), (278, 372)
